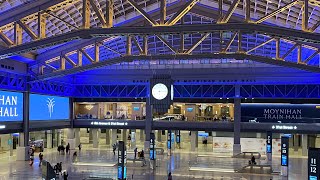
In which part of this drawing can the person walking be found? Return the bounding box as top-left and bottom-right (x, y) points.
(29, 147), (35, 166)
(72, 151), (78, 163)
(112, 144), (116, 155)
(63, 171), (68, 180)
(66, 143), (70, 155)
(140, 150), (146, 167)
(168, 172), (172, 180)
(78, 143), (82, 151)
(134, 148), (138, 159)
(39, 153), (44, 167)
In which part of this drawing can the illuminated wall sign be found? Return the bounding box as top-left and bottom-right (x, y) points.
(266, 131), (272, 153)
(90, 121), (128, 126)
(271, 125), (297, 130)
(242, 103), (320, 123)
(0, 91), (23, 121)
(29, 94), (69, 121)
(0, 125), (5, 129)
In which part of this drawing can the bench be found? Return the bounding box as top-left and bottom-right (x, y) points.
(233, 152), (262, 159)
(146, 148), (164, 155)
(236, 164), (273, 174)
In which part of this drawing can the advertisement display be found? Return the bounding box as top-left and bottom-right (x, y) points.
(0, 90), (23, 121)
(308, 148), (320, 180)
(29, 94), (69, 121)
(242, 103), (320, 123)
(266, 131), (272, 153)
(117, 141), (126, 180)
(281, 136), (289, 166)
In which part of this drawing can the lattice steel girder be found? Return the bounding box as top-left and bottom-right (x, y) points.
(33, 53), (320, 81)
(29, 80), (74, 96)
(1, 23), (319, 60)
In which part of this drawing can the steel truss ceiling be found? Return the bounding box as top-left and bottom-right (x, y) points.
(0, 0), (319, 80)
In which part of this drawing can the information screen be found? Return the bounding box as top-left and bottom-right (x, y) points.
(29, 94), (69, 121)
(0, 90), (23, 122)
(309, 148), (320, 180)
(266, 131), (272, 153)
(281, 136), (289, 166)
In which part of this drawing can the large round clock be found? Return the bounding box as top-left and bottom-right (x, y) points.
(152, 83), (168, 100)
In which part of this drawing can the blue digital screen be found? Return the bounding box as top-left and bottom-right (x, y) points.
(266, 145), (272, 153)
(187, 108), (193, 112)
(149, 150), (156, 160)
(198, 132), (209, 137)
(0, 90), (23, 122)
(282, 155), (287, 166)
(117, 166), (126, 179)
(310, 176), (317, 180)
(171, 133), (175, 143)
(133, 107), (140, 111)
(167, 140), (171, 149)
(29, 94), (69, 120)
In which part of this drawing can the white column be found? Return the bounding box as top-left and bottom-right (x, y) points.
(140, 130), (144, 141)
(302, 134), (308, 156)
(67, 128), (76, 150)
(112, 103), (117, 119)
(191, 131), (197, 151)
(47, 130), (52, 149)
(131, 130), (136, 149)
(157, 130), (162, 142)
(112, 129), (117, 145)
(92, 129), (99, 148)
(122, 129), (127, 145)
(57, 130), (62, 146)
(106, 129), (111, 145)
(75, 128), (80, 147)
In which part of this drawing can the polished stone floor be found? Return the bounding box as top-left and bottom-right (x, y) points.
(0, 143), (308, 180)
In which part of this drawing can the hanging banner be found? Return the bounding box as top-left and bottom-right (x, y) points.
(0, 90), (23, 121)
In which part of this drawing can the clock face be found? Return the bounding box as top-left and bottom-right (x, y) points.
(152, 83), (168, 100)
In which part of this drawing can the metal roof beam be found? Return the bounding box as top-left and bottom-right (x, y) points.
(35, 53), (320, 81)
(255, 0), (299, 24)
(127, 0), (158, 26)
(89, 0), (107, 27)
(219, 0), (240, 23)
(165, 0), (200, 26)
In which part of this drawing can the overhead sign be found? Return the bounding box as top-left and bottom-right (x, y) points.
(281, 136), (289, 167)
(309, 148), (320, 180)
(29, 94), (69, 121)
(91, 121), (128, 126)
(272, 125), (297, 130)
(0, 91), (23, 121)
(242, 103), (320, 123)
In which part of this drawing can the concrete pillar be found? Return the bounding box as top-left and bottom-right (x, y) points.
(195, 131), (198, 148)
(112, 129), (117, 145)
(140, 130), (144, 141)
(112, 103), (117, 119)
(47, 130), (53, 149)
(17, 91), (30, 161)
(122, 129), (127, 145)
(131, 130), (136, 149)
(75, 128), (80, 147)
(302, 134), (308, 156)
(157, 130), (162, 142)
(256, 133), (262, 138)
(191, 131), (197, 151)
(293, 134), (299, 152)
(92, 129), (99, 148)
(89, 129), (93, 144)
(67, 128), (75, 150)
(57, 130), (62, 146)
(233, 98), (241, 156)
(144, 99), (152, 150)
(106, 129), (111, 145)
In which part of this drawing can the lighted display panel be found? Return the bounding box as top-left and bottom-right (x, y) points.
(29, 94), (69, 121)
(0, 90), (23, 122)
